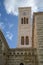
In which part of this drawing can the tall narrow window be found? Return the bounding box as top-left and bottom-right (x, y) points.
(21, 18), (23, 24)
(24, 17), (25, 24)
(26, 18), (28, 24)
(21, 36), (24, 45)
(26, 36), (29, 45)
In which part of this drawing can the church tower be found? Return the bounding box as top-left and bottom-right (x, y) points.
(17, 7), (32, 48)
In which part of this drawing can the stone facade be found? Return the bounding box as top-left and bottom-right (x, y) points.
(0, 7), (39, 65)
(0, 32), (38, 65)
(32, 12), (43, 65)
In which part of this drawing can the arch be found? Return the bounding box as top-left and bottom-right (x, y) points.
(21, 18), (23, 24)
(20, 63), (24, 65)
(21, 36), (24, 45)
(26, 36), (29, 45)
(26, 18), (28, 24)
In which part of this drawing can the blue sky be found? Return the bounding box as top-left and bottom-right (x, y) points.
(0, 0), (43, 48)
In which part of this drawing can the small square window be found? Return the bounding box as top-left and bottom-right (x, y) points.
(17, 53), (19, 55)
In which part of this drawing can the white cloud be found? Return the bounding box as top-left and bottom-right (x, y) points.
(4, 0), (39, 16)
(35, 0), (43, 11)
(6, 32), (13, 40)
(0, 22), (5, 29)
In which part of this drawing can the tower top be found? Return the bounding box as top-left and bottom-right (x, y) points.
(18, 7), (31, 9)
(18, 7), (31, 16)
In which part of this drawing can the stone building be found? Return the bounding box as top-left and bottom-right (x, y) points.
(0, 7), (38, 65)
(32, 12), (43, 65)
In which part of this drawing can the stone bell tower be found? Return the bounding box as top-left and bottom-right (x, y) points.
(17, 7), (32, 48)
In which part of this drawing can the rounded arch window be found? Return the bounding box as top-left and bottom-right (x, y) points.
(26, 36), (29, 45)
(20, 63), (24, 65)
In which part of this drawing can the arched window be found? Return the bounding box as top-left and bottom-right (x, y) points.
(21, 17), (28, 24)
(21, 18), (23, 24)
(21, 36), (24, 45)
(26, 36), (29, 45)
(20, 63), (24, 65)
(26, 18), (28, 24)
(24, 17), (25, 24)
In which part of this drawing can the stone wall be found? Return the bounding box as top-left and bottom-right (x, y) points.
(6, 48), (38, 65)
(33, 12), (43, 65)
(0, 30), (9, 65)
